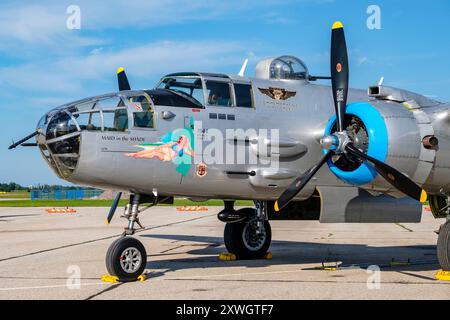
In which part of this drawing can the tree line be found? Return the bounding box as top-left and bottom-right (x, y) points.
(0, 182), (99, 192)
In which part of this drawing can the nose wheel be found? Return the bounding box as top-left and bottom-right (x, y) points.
(106, 237), (147, 282)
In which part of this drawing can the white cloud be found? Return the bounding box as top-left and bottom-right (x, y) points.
(0, 0), (334, 52)
(0, 4), (106, 55)
(0, 40), (248, 96)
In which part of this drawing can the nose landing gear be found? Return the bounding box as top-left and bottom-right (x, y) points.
(104, 194), (153, 282)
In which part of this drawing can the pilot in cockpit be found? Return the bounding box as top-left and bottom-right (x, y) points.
(208, 90), (220, 105)
(207, 82), (230, 106)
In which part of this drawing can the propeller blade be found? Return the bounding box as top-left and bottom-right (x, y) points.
(106, 192), (122, 225)
(275, 152), (332, 212)
(330, 21), (349, 132)
(8, 130), (40, 150)
(117, 67), (131, 91)
(345, 144), (427, 203)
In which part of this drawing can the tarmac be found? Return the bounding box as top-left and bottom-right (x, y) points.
(0, 206), (449, 300)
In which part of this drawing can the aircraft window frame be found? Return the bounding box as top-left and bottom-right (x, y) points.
(102, 108), (129, 132)
(124, 93), (156, 130)
(70, 96), (130, 132)
(94, 96), (123, 110)
(204, 79), (233, 108)
(74, 101), (96, 113)
(156, 76), (205, 107)
(231, 82), (254, 109)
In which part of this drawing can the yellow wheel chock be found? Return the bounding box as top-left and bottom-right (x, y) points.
(101, 274), (147, 283)
(101, 274), (119, 283)
(264, 252), (273, 260)
(218, 252), (273, 261)
(219, 253), (236, 261)
(435, 270), (450, 281)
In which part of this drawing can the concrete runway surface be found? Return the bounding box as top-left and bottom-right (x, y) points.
(0, 206), (448, 300)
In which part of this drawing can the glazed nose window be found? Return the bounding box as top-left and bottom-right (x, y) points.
(43, 109), (81, 179)
(46, 110), (78, 140)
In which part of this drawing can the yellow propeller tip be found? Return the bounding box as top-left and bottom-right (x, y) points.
(332, 21), (344, 30)
(106, 219), (110, 225)
(420, 190), (428, 203)
(274, 201), (280, 212)
(117, 67), (125, 74)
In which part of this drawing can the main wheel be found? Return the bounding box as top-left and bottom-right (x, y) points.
(106, 237), (147, 281)
(224, 209), (272, 260)
(437, 220), (450, 271)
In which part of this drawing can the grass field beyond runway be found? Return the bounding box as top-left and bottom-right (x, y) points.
(0, 199), (254, 207)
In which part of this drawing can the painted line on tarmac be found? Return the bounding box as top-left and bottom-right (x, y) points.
(0, 282), (109, 291)
(0, 214), (215, 263)
(164, 269), (304, 280)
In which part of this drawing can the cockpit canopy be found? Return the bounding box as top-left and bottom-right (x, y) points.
(255, 55), (309, 81)
(156, 73), (253, 109)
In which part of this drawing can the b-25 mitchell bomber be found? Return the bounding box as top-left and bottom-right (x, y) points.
(9, 22), (450, 281)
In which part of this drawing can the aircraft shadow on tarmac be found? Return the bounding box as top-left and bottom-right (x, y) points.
(140, 234), (439, 278)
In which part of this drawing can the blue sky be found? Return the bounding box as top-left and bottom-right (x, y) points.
(0, 0), (449, 186)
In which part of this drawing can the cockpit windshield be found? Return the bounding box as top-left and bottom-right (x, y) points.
(157, 76), (204, 106)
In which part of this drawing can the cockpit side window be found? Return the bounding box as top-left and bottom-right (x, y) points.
(128, 95), (155, 129)
(234, 83), (253, 108)
(205, 81), (231, 107)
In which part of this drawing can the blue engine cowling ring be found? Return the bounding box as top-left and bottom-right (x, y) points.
(322, 102), (389, 185)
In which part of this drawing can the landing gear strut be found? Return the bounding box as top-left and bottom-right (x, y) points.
(123, 194), (144, 236)
(222, 200), (272, 259)
(105, 194), (148, 281)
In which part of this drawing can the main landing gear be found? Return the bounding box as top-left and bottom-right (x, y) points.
(218, 200), (272, 259)
(105, 194), (148, 282)
(437, 219), (450, 271)
(430, 195), (450, 272)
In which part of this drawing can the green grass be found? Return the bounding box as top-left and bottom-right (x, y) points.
(0, 191), (30, 199)
(0, 198), (254, 207)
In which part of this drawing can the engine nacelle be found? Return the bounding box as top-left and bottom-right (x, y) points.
(323, 100), (429, 195)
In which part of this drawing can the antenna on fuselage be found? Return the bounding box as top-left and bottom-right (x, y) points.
(238, 59), (249, 77)
(378, 76), (384, 86)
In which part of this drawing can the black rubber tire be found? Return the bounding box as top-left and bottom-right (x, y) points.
(437, 220), (450, 271)
(224, 209), (271, 260)
(106, 237), (147, 281)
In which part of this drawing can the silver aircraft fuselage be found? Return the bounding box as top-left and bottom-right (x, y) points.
(37, 74), (450, 206)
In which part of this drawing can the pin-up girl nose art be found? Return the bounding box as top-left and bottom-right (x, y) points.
(125, 118), (195, 176)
